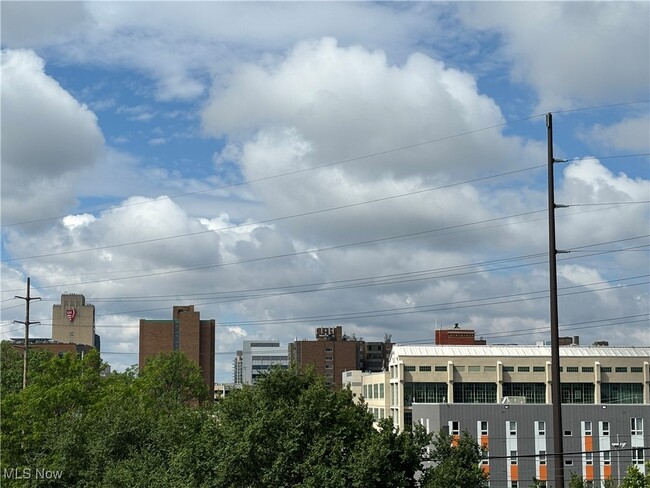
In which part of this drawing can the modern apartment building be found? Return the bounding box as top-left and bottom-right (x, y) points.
(358, 343), (649, 487)
(139, 305), (215, 391)
(235, 340), (289, 385)
(52, 294), (100, 349)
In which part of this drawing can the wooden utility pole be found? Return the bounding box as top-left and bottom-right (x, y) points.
(13, 277), (41, 389)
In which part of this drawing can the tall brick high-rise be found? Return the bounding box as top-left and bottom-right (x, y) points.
(139, 305), (215, 391)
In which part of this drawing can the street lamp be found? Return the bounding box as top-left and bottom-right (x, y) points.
(611, 434), (627, 486)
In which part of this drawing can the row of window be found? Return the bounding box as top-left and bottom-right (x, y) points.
(402, 365), (644, 373)
(363, 383), (385, 399)
(400, 382), (643, 404)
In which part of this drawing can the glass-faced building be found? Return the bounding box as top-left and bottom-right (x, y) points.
(238, 340), (289, 385)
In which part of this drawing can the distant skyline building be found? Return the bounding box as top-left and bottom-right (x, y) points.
(236, 340), (289, 385)
(289, 326), (392, 387)
(52, 294), (100, 350)
(434, 323), (485, 346)
(139, 305), (215, 391)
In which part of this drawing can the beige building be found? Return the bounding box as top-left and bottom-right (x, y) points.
(349, 343), (650, 486)
(386, 344), (650, 431)
(52, 294), (99, 349)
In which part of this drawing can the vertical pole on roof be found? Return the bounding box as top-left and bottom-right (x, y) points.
(547, 113), (565, 487)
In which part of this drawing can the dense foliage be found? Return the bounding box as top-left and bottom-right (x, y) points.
(0, 346), (519, 487)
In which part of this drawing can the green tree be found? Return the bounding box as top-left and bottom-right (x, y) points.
(350, 417), (430, 488)
(0, 351), (210, 487)
(205, 366), (430, 488)
(419, 430), (487, 488)
(0, 340), (53, 396)
(568, 473), (594, 488)
(620, 462), (650, 488)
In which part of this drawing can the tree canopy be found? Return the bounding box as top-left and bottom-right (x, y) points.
(1, 346), (509, 487)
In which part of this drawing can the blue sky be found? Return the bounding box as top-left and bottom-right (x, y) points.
(1, 1), (649, 382)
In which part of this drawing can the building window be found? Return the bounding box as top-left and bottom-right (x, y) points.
(503, 366), (515, 372)
(585, 452), (593, 465)
(517, 366), (530, 372)
(601, 421), (610, 436)
(403, 382), (447, 406)
(584, 421), (592, 436)
(451, 421), (460, 435)
(325, 347), (333, 352)
(405, 365), (416, 372)
(419, 366), (432, 372)
(503, 383), (546, 403)
(455, 366), (465, 372)
(631, 418), (644, 435)
(509, 421), (517, 436)
(373, 384), (379, 398)
(603, 451), (611, 465)
(601, 383), (643, 404)
(484, 365), (496, 372)
(511, 482), (518, 488)
(325, 356), (333, 361)
(480, 421), (488, 436)
(601, 366), (612, 373)
(404, 412), (412, 426)
(631, 366), (643, 373)
(510, 450), (518, 465)
(561, 383), (595, 404)
(632, 448), (644, 465)
(533, 366), (546, 372)
(564, 430), (572, 437)
(538, 421), (546, 436)
(468, 365), (481, 372)
(566, 366), (579, 373)
(582, 366), (594, 373)
(379, 384), (384, 398)
(453, 383), (497, 403)
(539, 450), (546, 465)
(435, 365), (447, 372)
(615, 367), (628, 373)
(324, 364), (333, 370)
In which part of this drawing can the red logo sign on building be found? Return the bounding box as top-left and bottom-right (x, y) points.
(66, 308), (77, 322)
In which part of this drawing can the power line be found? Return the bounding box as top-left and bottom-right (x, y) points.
(1, 115), (550, 229)
(1, 165), (547, 263)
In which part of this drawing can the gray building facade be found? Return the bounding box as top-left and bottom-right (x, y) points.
(412, 403), (648, 487)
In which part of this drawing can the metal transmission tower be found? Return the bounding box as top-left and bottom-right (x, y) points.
(547, 113), (570, 487)
(13, 277), (41, 389)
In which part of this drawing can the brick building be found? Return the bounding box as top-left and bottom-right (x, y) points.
(435, 323), (486, 345)
(139, 305), (215, 391)
(289, 326), (392, 387)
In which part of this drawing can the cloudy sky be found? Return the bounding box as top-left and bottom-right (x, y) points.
(1, 1), (649, 382)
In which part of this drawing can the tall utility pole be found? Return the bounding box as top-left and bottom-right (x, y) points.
(14, 277), (41, 389)
(547, 113), (567, 487)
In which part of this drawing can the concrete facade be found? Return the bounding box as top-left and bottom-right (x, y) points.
(139, 305), (215, 391)
(52, 294), (99, 349)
